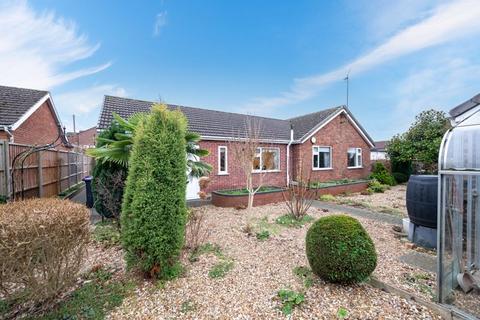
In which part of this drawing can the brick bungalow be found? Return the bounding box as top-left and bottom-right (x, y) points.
(0, 85), (71, 149)
(98, 95), (375, 199)
(67, 126), (97, 150)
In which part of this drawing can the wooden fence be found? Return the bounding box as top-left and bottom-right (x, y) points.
(0, 141), (93, 200)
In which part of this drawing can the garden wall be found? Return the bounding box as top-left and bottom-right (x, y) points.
(211, 189), (285, 207)
(312, 181), (369, 196)
(211, 181), (369, 207)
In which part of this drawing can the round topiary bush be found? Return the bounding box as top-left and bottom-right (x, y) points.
(305, 215), (377, 283)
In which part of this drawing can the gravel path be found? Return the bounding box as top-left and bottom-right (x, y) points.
(107, 203), (440, 319)
(334, 185), (408, 218)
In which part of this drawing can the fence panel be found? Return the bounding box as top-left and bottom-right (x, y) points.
(0, 142), (93, 200)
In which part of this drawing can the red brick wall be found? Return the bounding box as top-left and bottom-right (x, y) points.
(198, 140), (288, 193)
(292, 113), (371, 182)
(12, 101), (64, 147)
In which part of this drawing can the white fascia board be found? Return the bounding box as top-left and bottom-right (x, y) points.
(299, 109), (375, 148)
(11, 93), (64, 131)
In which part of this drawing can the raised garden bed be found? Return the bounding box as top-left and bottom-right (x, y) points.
(212, 186), (285, 207)
(309, 179), (369, 196)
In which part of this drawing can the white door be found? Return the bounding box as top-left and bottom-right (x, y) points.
(186, 175), (200, 200)
(186, 153), (200, 200)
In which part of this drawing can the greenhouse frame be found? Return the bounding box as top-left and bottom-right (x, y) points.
(437, 93), (480, 318)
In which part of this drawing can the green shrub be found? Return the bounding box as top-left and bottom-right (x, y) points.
(392, 172), (409, 183)
(305, 215), (377, 283)
(367, 179), (389, 193)
(369, 162), (396, 186)
(121, 104), (188, 279)
(92, 122), (128, 220)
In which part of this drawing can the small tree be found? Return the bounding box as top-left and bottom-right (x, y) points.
(230, 117), (266, 209)
(387, 109), (451, 174)
(121, 104), (187, 279)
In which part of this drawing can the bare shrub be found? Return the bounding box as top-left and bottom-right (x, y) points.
(283, 159), (317, 220)
(184, 207), (209, 252)
(0, 198), (90, 307)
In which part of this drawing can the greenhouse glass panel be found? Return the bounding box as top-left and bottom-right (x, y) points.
(438, 107), (480, 318)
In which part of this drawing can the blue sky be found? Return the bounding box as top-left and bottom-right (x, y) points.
(1, 0), (480, 140)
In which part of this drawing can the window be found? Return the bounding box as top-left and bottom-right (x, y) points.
(218, 146), (228, 174)
(253, 147), (280, 172)
(312, 146), (332, 169)
(348, 148), (362, 168)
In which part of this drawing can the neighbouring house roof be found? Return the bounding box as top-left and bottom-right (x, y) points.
(0, 85), (49, 126)
(98, 95), (374, 146)
(0, 84), (71, 146)
(373, 140), (388, 152)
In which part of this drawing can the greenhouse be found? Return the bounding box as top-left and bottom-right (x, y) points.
(438, 94), (480, 318)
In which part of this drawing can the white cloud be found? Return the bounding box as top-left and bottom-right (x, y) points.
(153, 11), (167, 36)
(392, 57), (480, 124)
(56, 84), (127, 114)
(0, 0), (110, 89)
(243, 0), (480, 112)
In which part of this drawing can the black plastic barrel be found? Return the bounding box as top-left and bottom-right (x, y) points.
(406, 175), (438, 228)
(82, 176), (94, 208)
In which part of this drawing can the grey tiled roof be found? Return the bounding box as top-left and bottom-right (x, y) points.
(0, 85), (48, 126)
(98, 95), (369, 144)
(288, 107), (342, 140)
(99, 96), (293, 141)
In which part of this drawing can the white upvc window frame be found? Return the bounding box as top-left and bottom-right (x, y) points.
(253, 147), (281, 173)
(312, 146), (333, 170)
(347, 147), (363, 168)
(218, 146), (228, 175)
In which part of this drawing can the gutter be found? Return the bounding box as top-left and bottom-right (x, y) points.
(286, 124), (294, 186)
(1, 126), (13, 140)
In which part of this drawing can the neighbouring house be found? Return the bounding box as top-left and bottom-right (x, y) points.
(370, 140), (389, 160)
(0, 85), (71, 149)
(67, 126), (97, 150)
(98, 95), (375, 199)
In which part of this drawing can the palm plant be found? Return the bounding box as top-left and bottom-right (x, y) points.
(87, 110), (212, 178)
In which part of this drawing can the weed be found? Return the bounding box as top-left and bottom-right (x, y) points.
(180, 299), (196, 313)
(0, 299), (9, 316)
(256, 230), (270, 241)
(293, 266), (314, 288)
(92, 220), (121, 247)
(337, 307), (349, 319)
(276, 214), (314, 228)
(34, 268), (135, 320)
(277, 289), (305, 315)
(189, 243), (224, 262)
(319, 194), (336, 202)
(208, 260), (234, 279)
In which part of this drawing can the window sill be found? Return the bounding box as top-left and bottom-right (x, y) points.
(312, 167), (333, 171)
(253, 170), (281, 174)
(347, 166), (363, 169)
(217, 172), (229, 176)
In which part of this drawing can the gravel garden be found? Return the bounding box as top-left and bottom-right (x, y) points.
(103, 203), (441, 319)
(0, 108), (447, 319)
